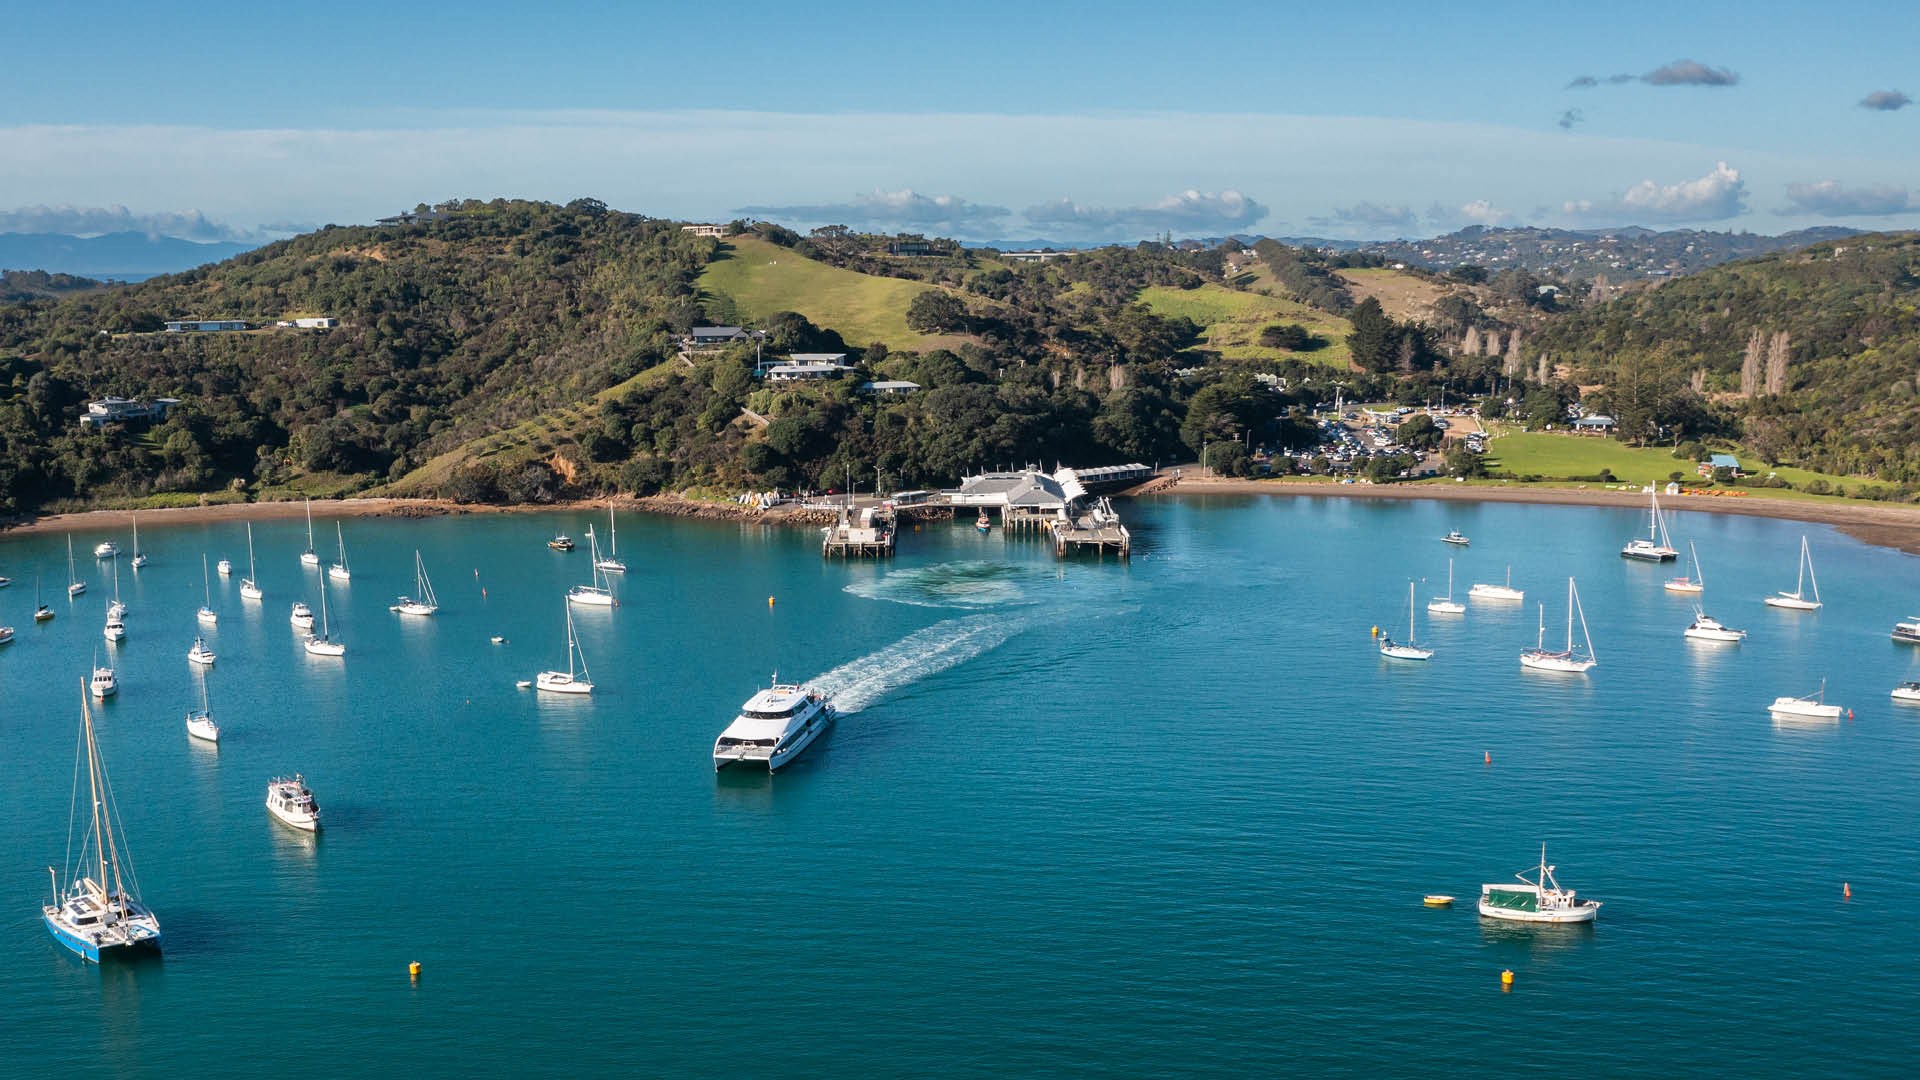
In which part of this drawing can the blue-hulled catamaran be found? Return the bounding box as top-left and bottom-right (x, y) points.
(43, 682), (161, 963)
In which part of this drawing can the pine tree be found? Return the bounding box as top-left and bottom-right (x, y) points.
(1345, 297), (1396, 372)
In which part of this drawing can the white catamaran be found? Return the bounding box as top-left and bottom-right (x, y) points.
(389, 550), (440, 616)
(1520, 577), (1597, 673)
(712, 678), (835, 771)
(595, 505), (627, 574)
(566, 525), (616, 607)
(240, 523), (263, 600)
(1428, 558), (1466, 615)
(43, 682), (163, 962)
(1478, 844), (1601, 924)
(1378, 580), (1435, 661)
(1664, 539), (1706, 594)
(536, 603), (594, 694)
(1621, 486), (1679, 562)
(1764, 535), (1822, 611)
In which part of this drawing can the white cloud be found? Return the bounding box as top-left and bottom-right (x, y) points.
(1563, 161), (1747, 223)
(1783, 180), (1917, 217)
(1456, 199), (1513, 226)
(1023, 189), (1268, 237)
(1308, 202), (1418, 236)
(0, 203), (259, 241)
(734, 188), (1007, 232)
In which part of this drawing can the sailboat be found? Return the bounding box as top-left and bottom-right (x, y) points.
(197, 554), (218, 625)
(300, 499), (321, 567)
(566, 525), (616, 607)
(185, 667), (219, 742)
(66, 536), (86, 597)
(1769, 678), (1843, 720)
(1379, 580), (1435, 660)
(43, 683), (163, 962)
(34, 575), (54, 621)
(1664, 540), (1706, 594)
(595, 505), (627, 574)
(1428, 558), (1465, 614)
(1468, 565), (1523, 602)
(535, 603), (593, 694)
(303, 576), (345, 657)
(389, 550), (440, 616)
(328, 522), (352, 582)
(1764, 535), (1822, 611)
(107, 558), (127, 619)
(240, 523), (263, 600)
(130, 511), (149, 569)
(1520, 577), (1597, 673)
(1621, 486), (1679, 562)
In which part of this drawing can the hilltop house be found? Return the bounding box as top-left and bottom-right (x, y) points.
(164, 319), (249, 333)
(79, 396), (180, 430)
(681, 223), (728, 238)
(858, 380), (920, 396)
(763, 354), (852, 383)
(1699, 453), (1742, 478)
(686, 326), (754, 349)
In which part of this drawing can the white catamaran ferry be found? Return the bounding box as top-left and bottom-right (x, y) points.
(713, 679), (835, 772)
(1478, 844), (1601, 924)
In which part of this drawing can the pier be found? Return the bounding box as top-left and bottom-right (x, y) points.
(1050, 496), (1131, 559)
(822, 505), (896, 558)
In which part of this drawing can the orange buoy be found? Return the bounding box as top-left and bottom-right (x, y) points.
(1844, 882), (1852, 899)
(1484, 751), (1492, 765)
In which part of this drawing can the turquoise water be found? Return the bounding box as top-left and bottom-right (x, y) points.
(2, 497), (1918, 1076)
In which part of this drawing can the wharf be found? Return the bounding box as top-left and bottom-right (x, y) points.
(1050, 497), (1131, 559)
(821, 506), (896, 558)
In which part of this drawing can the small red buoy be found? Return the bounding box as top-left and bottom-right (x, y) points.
(1844, 882), (1852, 899)
(1847, 709), (1854, 720)
(1484, 751), (1492, 765)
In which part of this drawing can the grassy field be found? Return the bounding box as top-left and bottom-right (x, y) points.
(698, 237), (968, 350)
(1483, 430), (1862, 495)
(1337, 267), (1450, 323)
(1138, 283), (1353, 369)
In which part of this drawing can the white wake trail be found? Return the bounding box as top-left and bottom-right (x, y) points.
(813, 613), (1024, 714)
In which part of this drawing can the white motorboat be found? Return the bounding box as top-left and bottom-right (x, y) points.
(713, 678), (835, 771)
(90, 663), (117, 699)
(1769, 679), (1843, 720)
(1890, 618), (1920, 645)
(1520, 578), (1597, 673)
(389, 550), (440, 616)
(197, 554), (218, 624)
(93, 539), (119, 559)
(1428, 558), (1466, 615)
(1478, 844), (1601, 924)
(240, 523), (263, 600)
(548, 534), (575, 551)
(566, 525), (616, 607)
(301, 499), (322, 567)
(1469, 566), (1523, 602)
(43, 684), (162, 962)
(266, 775), (321, 831)
(1764, 535), (1822, 611)
(1683, 609), (1746, 643)
(187, 636), (216, 666)
(1621, 486), (1679, 562)
(595, 505), (628, 574)
(328, 522), (352, 582)
(216, 558), (232, 577)
(67, 536), (86, 596)
(0, 625), (12, 645)
(186, 669), (219, 742)
(1379, 580), (1435, 661)
(290, 601), (314, 628)
(102, 612), (126, 644)
(303, 577), (345, 656)
(1441, 530), (1470, 546)
(1664, 540), (1706, 594)
(130, 512), (149, 569)
(1891, 682), (1920, 704)
(535, 604), (593, 694)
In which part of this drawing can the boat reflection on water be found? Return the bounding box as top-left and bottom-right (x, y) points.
(1476, 917), (1597, 954)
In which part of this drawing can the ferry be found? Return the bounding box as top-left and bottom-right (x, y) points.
(1891, 618), (1920, 645)
(1478, 845), (1601, 924)
(266, 775), (321, 831)
(712, 680), (835, 772)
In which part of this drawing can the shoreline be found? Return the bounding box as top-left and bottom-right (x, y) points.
(5, 480), (1917, 556)
(1151, 478), (1920, 555)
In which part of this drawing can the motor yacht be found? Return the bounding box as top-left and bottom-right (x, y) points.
(187, 637), (216, 666)
(265, 775), (321, 831)
(290, 601), (314, 628)
(93, 539), (119, 559)
(90, 664), (117, 699)
(713, 680), (835, 771)
(1890, 618), (1920, 645)
(1891, 682), (1920, 704)
(1683, 610), (1746, 643)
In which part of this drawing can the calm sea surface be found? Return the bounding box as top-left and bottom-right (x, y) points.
(1, 496), (1917, 1077)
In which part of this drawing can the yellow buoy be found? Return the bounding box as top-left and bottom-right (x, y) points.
(409, 961), (422, 980)
(1370, 625), (1380, 637)
(767, 596), (776, 608)
(1500, 969), (1514, 990)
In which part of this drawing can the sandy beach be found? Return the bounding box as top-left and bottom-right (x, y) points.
(6, 480), (1918, 555)
(1151, 477), (1920, 555)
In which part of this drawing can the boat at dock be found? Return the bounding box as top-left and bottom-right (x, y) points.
(43, 683), (163, 962)
(1378, 580), (1434, 661)
(1769, 680), (1843, 720)
(1478, 844), (1601, 924)
(1764, 535), (1822, 611)
(1428, 558), (1465, 615)
(1469, 566), (1523, 602)
(1621, 487), (1679, 562)
(713, 678), (835, 771)
(266, 775), (321, 831)
(1520, 578), (1597, 673)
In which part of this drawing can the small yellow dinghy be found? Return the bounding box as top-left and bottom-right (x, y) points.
(1423, 894), (1455, 907)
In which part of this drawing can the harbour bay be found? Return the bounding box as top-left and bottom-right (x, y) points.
(2, 496), (1918, 1076)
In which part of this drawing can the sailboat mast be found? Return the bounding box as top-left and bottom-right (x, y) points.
(608, 505), (618, 558)
(202, 553), (211, 607)
(1565, 579), (1575, 652)
(319, 578), (330, 637)
(247, 523), (256, 576)
(1804, 537), (1820, 602)
(1407, 580), (1416, 640)
(83, 689), (125, 904)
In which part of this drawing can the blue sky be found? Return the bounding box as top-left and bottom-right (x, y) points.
(2, 0), (1917, 241)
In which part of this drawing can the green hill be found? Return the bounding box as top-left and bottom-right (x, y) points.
(1138, 283), (1353, 369)
(699, 236), (967, 350)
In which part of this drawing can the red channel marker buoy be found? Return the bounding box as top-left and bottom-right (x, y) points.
(1484, 751), (1492, 765)
(1844, 882), (1852, 899)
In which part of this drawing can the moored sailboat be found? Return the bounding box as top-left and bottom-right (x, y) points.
(1621, 486), (1679, 562)
(301, 499), (321, 567)
(303, 577), (345, 656)
(130, 512), (149, 569)
(1428, 558), (1465, 615)
(1763, 535), (1822, 611)
(566, 525), (616, 607)
(389, 550), (441, 616)
(197, 554), (218, 625)
(240, 523), (263, 600)
(1664, 540), (1706, 594)
(1378, 580), (1435, 661)
(67, 536), (86, 597)
(186, 667), (219, 742)
(1520, 577), (1597, 673)
(1469, 565), (1523, 602)
(595, 505), (627, 574)
(536, 603), (593, 694)
(43, 683), (163, 962)
(1769, 679), (1843, 720)
(328, 522), (352, 582)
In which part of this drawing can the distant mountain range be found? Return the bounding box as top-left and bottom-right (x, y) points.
(1307, 225), (1862, 281)
(0, 231), (258, 279)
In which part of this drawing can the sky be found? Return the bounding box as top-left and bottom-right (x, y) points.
(2, 0), (1917, 243)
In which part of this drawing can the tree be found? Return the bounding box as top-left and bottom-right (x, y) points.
(1346, 297), (1395, 372)
(1397, 414), (1443, 451)
(1764, 331), (1791, 395)
(1740, 329), (1764, 397)
(1259, 323), (1319, 351)
(906, 290), (969, 334)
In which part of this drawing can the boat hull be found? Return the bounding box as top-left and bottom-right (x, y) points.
(566, 587), (615, 607)
(1891, 686), (1920, 703)
(240, 582), (263, 600)
(1469, 587), (1523, 602)
(300, 552), (321, 566)
(1891, 625), (1920, 645)
(1379, 643), (1434, 661)
(1427, 600), (1465, 615)
(1764, 595), (1821, 611)
(714, 710), (834, 772)
(1476, 900), (1598, 924)
(1769, 700), (1843, 720)
(44, 910), (162, 963)
(1684, 627), (1745, 643)
(390, 601), (438, 616)
(267, 804), (320, 831)
(186, 716), (219, 742)
(536, 672), (592, 694)
(1664, 580), (1704, 594)
(1520, 652), (1595, 673)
